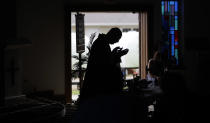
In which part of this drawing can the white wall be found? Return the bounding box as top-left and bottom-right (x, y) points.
(71, 12), (139, 26)
(71, 12), (139, 68)
(71, 27), (139, 68)
(68, 0), (162, 45)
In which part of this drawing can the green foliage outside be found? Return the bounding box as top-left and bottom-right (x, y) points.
(72, 89), (80, 95)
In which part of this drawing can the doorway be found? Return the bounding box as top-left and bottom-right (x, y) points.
(64, 11), (149, 103)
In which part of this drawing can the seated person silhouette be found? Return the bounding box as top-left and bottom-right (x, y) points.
(146, 51), (164, 89)
(80, 27), (129, 102)
(152, 71), (187, 123)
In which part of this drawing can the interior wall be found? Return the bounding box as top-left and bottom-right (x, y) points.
(184, 0), (210, 95)
(65, 0), (159, 6)
(184, 0), (209, 38)
(16, 0), (210, 96)
(15, 0), (210, 96)
(1, 0), (18, 99)
(4, 50), (23, 98)
(67, 0), (210, 95)
(16, 0), (162, 96)
(17, 0), (65, 95)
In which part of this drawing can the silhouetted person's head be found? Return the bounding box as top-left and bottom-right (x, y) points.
(147, 59), (163, 77)
(106, 27), (122, 44)
(153, 51), (161, 62)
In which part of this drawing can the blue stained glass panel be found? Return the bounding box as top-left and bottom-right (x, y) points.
(170, 1), (175, 5)
(170, 30), (174, 34)
(171, 34), (175, 56)
(171, 5), (174, 15)
(162, 2), (164, 15)
(170, 27), (175, 30)
(162, 16), (165, 22)
(171, 16), (175, 26)
(175, 1), (178, 12)
(175, 20), (178, 30)
(175, 41), (178, 45)
(171, 46), (175, 56)
(161, 0), (179, 64)
(171, 34), (175, 43)
(165, 2), (168, 13)
(168, 1), (170, 13)
(175, 49), (178, 64)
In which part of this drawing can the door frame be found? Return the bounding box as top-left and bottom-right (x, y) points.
(64, 6), (153, 103)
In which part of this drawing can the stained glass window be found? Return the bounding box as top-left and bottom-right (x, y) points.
(161, 0), (179, 64)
